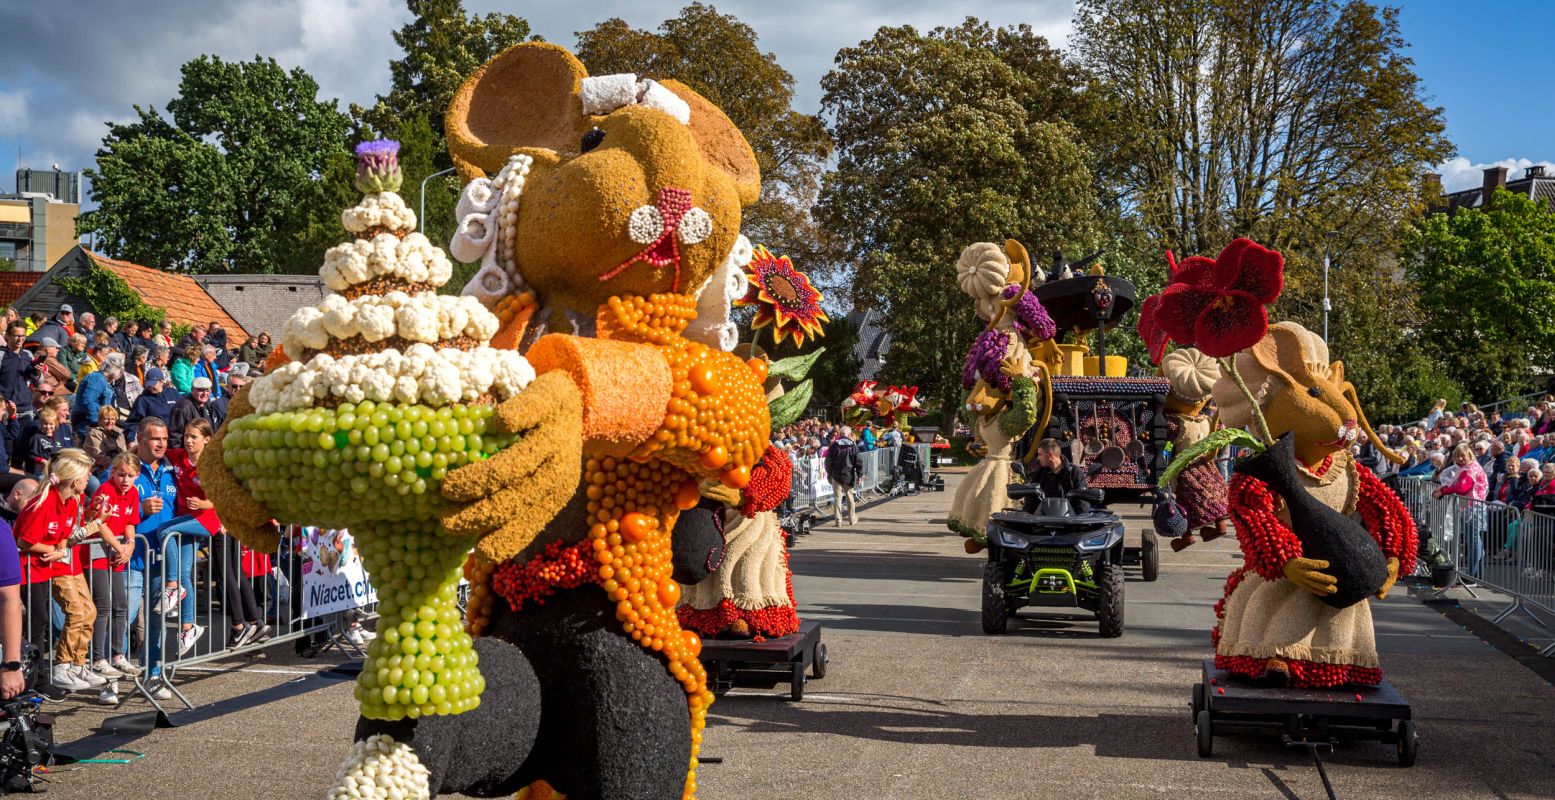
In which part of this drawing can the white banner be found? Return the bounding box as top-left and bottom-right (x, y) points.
(300, 527), (378, 620)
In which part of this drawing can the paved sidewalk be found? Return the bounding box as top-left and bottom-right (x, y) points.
(39, 475), (1555, 799)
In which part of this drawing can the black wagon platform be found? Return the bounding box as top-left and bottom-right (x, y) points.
(699, 621), (827, 701)
(1192, 659), (1418, 767)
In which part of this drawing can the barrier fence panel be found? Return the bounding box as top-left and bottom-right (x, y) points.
(1395, 476), (1553, 656)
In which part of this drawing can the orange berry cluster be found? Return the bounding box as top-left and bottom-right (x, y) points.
(491, 539), (596, 612)
(601, 293), (770, 489)
(462, 555), (497, 637)
(585, 454), (711, 800)
(494, 290), (537, 327)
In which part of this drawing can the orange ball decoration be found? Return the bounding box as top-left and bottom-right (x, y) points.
(620, 512), (653, 543)
(674, 480), (702, 511)
(746, 358), (769, 383)
(682, 630), (702, 658)
(719, 464), (751, 489)
(657, 578), (682, 607)
(689, 364), (717, 395)
(699, 444), (729, 470)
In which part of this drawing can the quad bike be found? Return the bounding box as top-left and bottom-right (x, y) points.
(980, 481), (1127, 637)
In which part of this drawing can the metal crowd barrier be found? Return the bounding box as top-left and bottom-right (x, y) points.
(787, 443), (933, 514)
(1395, 476), (1555, 656)
(17, 526), (379, 713)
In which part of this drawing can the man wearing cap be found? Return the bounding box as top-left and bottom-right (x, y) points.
(128, 368), (178, 436)
(168, 376), (220, 448)
(72, 353), (124, 441)
(26, 305), (72, 349)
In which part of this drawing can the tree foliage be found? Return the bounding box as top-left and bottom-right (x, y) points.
(1401, 189), (1555, 403)
(354, 0), (538, 165)
(79, 56), (352, 274)
(817, 20), (1102, 428)
(575, 4), (834, 278)
(1072, 0), (1454, 416)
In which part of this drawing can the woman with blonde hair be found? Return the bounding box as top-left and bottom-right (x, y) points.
(14, 449), (106, 691)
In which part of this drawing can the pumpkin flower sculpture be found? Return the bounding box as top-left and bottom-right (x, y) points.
(736, 245), (829, 347)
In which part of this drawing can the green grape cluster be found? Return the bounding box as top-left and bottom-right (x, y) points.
(352, 525), (484, 720)
(222, 400), (518, 528)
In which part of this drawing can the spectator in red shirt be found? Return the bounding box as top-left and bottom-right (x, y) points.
(14, 449), (105, 692)
(85, 452), (143, 696)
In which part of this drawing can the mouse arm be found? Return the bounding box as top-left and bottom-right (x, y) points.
(1227, 472), (1303, 581)
(1355, 467), (1418, 574)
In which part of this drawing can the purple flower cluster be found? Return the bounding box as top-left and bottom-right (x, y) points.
(354, 139), (403, 193)
(1002, 284), (1057, 341)
(963, 329), (1012, 392)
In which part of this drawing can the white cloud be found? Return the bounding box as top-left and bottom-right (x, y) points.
(0, 88), (27, 136)
(1435, 156), (1555, 193)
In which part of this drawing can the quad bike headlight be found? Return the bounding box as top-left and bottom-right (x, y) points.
(1077, 532), (1113, 551)
(994, 528), (1032, 551)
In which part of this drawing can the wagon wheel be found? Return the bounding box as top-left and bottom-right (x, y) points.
(1195, 709), (1214, 758)
(1397, 720), (1418, 767)
(790, 662), (806, 701)
(812, 641), (829, 679)
(1021, 360), (1055, 466)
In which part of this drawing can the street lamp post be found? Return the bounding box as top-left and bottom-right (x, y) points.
(420, 167), (457, 229)
(1322, 231), (1336, 343)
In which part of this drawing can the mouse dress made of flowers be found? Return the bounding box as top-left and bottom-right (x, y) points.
(1213, 451), (1416, 687)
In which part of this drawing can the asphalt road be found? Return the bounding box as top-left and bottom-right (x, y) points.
(36, 474), (1555, 800)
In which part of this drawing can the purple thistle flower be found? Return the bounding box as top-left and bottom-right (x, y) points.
(1002, 284), (1056, 342)
(964, 329), (1013, 393)
(354, 139), (403, 194)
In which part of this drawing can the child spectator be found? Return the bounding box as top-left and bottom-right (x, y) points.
(14, 449), (104, 692)
(85, 452), (142, 701)
(25, 407), (62, 477)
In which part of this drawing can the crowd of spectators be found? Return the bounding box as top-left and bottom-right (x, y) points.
(0, 302), (279, 704)
(771, 418), (903, 464)
(1376, 397), (1555, 580)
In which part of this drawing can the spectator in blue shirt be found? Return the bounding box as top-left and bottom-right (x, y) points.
(129, 368), (178, 436)
(129, 417), (178, 699)
(73, 353), (124, 440)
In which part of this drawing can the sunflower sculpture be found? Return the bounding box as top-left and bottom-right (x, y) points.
(736, 245), (829, 346)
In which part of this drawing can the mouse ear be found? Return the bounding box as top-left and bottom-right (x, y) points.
(656, 79), (761, 206)
(1247, 325), (1314, 390)
(447, 42), (590, 181)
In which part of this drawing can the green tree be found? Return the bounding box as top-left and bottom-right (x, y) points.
(817, 20), (1102, 428)
(1401, 189), (1555, 403)
(575, 4), (834, 279)
(354, 0), (538, 164)
(1072, 0), (1454, 418)
(79, 56), (352, 274)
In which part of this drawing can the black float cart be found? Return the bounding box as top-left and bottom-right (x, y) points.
(1193, 660), (1418, 773)
(699, 622), (827, 701)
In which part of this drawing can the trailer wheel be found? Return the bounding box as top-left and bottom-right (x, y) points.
(1191, 682), (1206, 719)
(1195, 709), (1214, 758)
(790, 662), (806, 701)
(1397, 719), (1418, 767)
(1141, 531), (1160, 582)
(812, 642), (828, 679)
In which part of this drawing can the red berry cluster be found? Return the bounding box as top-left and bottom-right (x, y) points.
(1356, 467), (1419, 573)
(676, 599), (800, 638)
(1228, 474), (1302, 580)
(1216, 654), (1382, 688)
(1210, 566), (1249, 649)
(738, 445), (792, 518)
(491, 539), (596, 612)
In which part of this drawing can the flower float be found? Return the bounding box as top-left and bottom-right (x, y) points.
(1141, 238), (1415, 688)
(735, 245), (829, 347)
(946, 240), (1056, 550)
(841, 380), (924, 430)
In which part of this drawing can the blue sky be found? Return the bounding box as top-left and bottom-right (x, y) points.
(0, 0), (1549, 199)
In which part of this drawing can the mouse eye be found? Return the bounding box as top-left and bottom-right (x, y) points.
(1307, 386), (1323, 398)
(581, 127), (605, 154)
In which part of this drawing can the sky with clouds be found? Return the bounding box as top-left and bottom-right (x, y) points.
(0, 0), (1550, 200)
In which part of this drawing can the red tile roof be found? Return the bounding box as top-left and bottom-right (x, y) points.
(84, 250), (248, 339)
(0, 273), (41, 308)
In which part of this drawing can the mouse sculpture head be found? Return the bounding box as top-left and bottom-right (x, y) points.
(1213, 322), (1401, 467)
(445, 42), (760, 342)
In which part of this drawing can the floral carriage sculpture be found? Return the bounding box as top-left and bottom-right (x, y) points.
(216, 42), (780, 800)
(946, 240), (1057, 552)
(841, 381), (924, 430)
(1141, 238), (1416, 688)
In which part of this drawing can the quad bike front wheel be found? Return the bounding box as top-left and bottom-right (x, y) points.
(981, 562), (1010, 634)
(1097, 563), (1125, 638)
